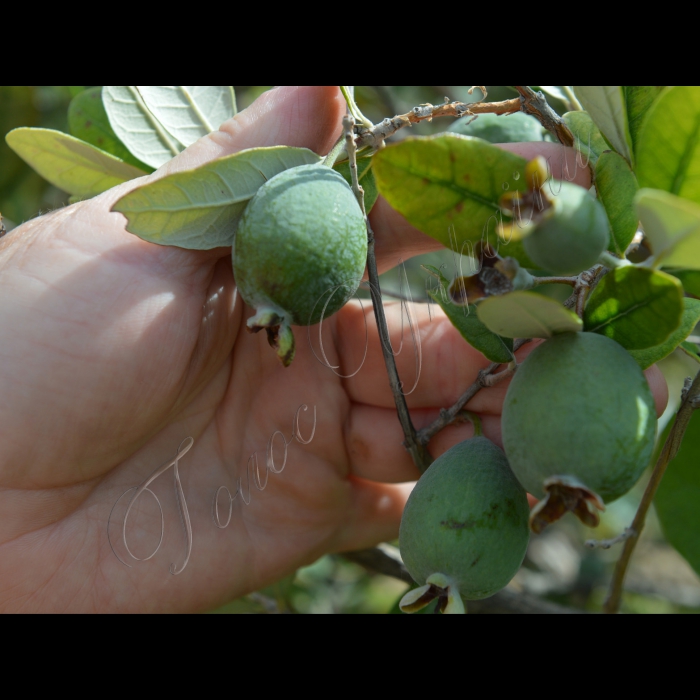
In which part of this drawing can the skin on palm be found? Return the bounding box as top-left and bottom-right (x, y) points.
(0, 86), (668, 613)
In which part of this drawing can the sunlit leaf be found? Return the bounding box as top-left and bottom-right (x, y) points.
(373, 134), (527, 249)
(5, 127), (147, 197)
(666, 269), (700, 297)
(574, 86), (633, 165)
(636, 86), (700, 205)
(624, 86), (664, 155)
(636, 189), (700, 270)
(477, 291), (583, 339)
(112, 146), (321, 249)
(596, 151), (639, 256)
(137, 86), (237, 148)
(584, 266), (684, 350)
(103, 86), (183, 169)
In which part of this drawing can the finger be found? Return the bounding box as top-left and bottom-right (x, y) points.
(345, 404), (503, 483)
(369, 143), (591, 275)
(337, 300), (526, 411)
(333, 479), (412, 553)
(644, 365), (669, 418)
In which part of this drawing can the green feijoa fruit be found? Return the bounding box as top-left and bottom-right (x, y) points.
(522, 182), (609, 276)
(448, 112), (545, 144)
(233, 163), (367, 366)
(399, 437), (530, 612)
(502, 332), (657, 533)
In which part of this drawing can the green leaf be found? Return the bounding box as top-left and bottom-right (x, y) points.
(333, 157), (379, 212)
(426, 280), (514, 363)
(666, 269), (700, 297)
(680, 341), (700, 362)
(629, 298), (700, 369)
(584, 266), (684, 350)
(137, 86), (237, 148)
(636, 189), (700, 269)
(373, 134), (527, 249)
(477, 291), (583, 339)
(596, 151), (640, 256)
(68, 87), (153, 172)
(5, 127), (147, 197)
(656, 410), (700, 578)
(103, 86), (183, 169)
(563, 111), (610, 169)
(574, 86), (633, 165)
(112, 146), (321, 249)
(636, 86), (700, 205)
(624, 86), (664, 155)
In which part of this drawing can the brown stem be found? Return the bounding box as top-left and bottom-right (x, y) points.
(343, 115), (433, 474)
(604, 369), (700, 614)
(417, 338), (531, 446)
(513, 86), (576, 147)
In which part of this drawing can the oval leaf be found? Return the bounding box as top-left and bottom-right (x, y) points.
(636, 189), (700, 270)
(112, 146), (321, 249)
(596, 151), (640, 256)
(477, 291), (583, 339)
(624, 86), (664, 155)
(373, 134), (527, 249)
(584, 266), (684, 350)
(656, 410), (700, 578)
(629, 298), (700, 369)
(137, 86), (236, 148)
(69, 87), (152, 171)
(103, 86), (183, 169)
(636, 86), (700, 205)
(563, 111), (610, 170)
(426, 280), (514, 363)
(5, 127), (147, 197)
(574, 86), (633, 165)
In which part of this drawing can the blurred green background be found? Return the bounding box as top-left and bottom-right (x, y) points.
(2, 86), (699, 614)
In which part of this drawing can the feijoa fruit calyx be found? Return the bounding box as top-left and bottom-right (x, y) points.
(502, 332), (657, 533)
(233, 163), (368, 366)
(399, 437), (530, 614)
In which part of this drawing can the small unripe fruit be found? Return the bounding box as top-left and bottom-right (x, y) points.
(522, 182), (609, 275)
(233, 164), (368, 366)
(399, 437), (530, 612)
(502, 332), (657, 532)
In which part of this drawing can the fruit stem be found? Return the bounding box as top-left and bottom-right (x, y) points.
(323, 135), (347, 169)
(598, 251), (632, 269)
(458, 411), (483, 437)
(604, 368), (700, 614)
(343, 114), (434, 475)
(531, 276), (578, 287)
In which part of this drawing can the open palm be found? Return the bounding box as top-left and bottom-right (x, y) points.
(0, 86), (662, 613)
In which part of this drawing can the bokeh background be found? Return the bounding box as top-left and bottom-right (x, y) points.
(2, 86), (699, 614)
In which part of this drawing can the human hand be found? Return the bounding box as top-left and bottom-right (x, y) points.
(0, 86), (668, 613)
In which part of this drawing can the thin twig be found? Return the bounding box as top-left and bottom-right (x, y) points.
(355, 97), (522, 151)
(342, 546), (585, 614)
(531, 276), (578, 287)
(354, 85), (575, 152)
(343, 114), (433, 474)
(604, 369), (700, 614)
(417, 339), (531, 446)
(513, 86), (576, 147)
